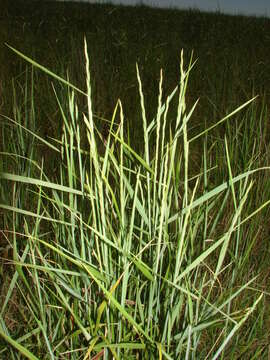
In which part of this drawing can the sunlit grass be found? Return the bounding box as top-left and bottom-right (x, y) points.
(0, 38), (269, 358)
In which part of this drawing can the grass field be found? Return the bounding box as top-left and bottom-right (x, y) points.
(1, 0), (270, 358)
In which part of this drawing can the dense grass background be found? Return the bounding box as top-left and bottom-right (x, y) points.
(1, 0), (270, 131)
(1, 0), (270, 358)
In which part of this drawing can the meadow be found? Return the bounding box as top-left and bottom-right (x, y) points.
(1, 0), (270, 358)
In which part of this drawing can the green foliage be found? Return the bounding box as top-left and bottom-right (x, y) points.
(1, 2), (270, 359)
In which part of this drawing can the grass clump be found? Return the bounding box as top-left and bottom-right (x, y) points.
(0, 39), (269, 359)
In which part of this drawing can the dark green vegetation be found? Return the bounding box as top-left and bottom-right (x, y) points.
(1, 0), (270, 135)
(1, 0), (270, 358)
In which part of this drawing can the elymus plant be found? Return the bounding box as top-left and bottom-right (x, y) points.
(0, 40), (268, 359)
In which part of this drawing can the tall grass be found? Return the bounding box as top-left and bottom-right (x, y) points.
(0, 40), (269, 359)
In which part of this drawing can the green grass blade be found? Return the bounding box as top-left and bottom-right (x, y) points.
(0, 325), (39, 360)
(6, 43), (86, 96)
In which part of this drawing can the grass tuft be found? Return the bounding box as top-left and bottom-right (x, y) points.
(0, 38), (270, 359)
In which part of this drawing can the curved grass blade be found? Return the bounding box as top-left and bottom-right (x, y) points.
(0, 172), (85, 196)
(0, 326), (39, 360)
(6, 44), (87, 96)
(190, 96), (257, 143)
